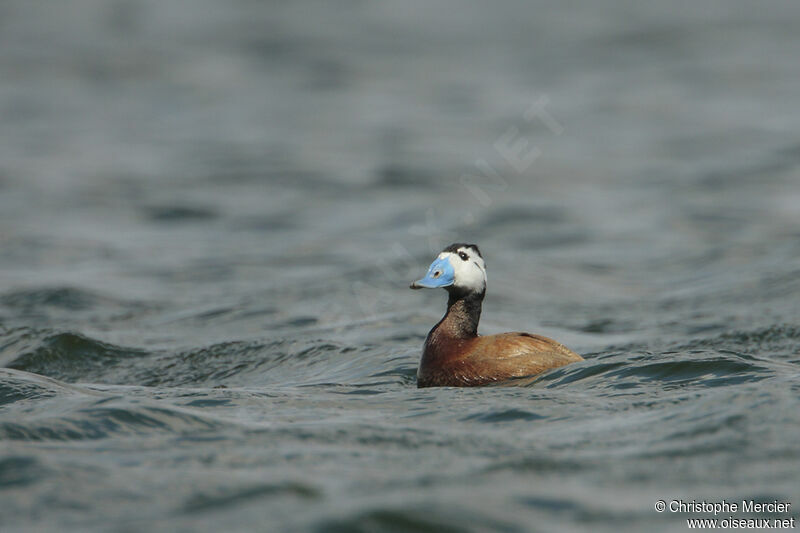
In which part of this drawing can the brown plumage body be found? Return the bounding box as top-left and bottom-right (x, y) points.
(416, 278), (582, 388)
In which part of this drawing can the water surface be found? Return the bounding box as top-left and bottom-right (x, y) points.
(1, 1), (800, 531)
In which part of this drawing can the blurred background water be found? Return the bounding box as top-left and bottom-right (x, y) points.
(1, 0), (800, 531)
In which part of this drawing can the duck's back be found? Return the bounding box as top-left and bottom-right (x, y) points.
(417, 332), (582, 388)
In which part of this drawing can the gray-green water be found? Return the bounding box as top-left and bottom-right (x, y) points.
(1, 1), (800, 531)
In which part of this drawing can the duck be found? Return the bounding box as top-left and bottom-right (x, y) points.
(410, 243), (582, 387)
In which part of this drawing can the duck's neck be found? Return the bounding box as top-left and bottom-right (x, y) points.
(430, 288), (485, 340)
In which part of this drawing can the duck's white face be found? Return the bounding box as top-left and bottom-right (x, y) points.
(444, 245), (487, 292)
(410, 244), (487, 293)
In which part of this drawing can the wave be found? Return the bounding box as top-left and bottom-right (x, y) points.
(1, 327), (417, 389)
(536, 330), (799, 392)
(540, 350), (775, 392)
(3, 329), (150, 383)
(0, 369), (231, 442)
(4, 321), (794, 393)
(182, 482), (321, 513)
(310, 504), (518, 533)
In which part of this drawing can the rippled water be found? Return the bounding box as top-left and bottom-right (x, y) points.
(2, 1), (800, 531)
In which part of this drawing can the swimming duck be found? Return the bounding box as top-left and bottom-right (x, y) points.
(410, 243), (582, 387)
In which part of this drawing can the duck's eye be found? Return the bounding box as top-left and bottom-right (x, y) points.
(458, 252), (469, 261)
